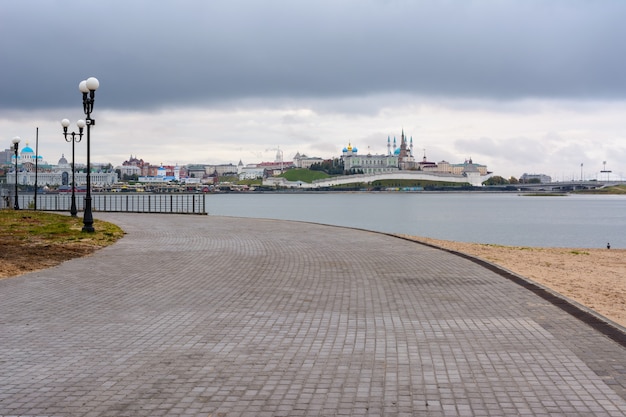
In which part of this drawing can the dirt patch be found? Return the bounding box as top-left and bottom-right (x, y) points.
(0, 241), (98, 278)
(0, 211), (123, 279)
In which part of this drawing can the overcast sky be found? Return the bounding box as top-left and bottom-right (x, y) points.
(1, 0), (625, 180)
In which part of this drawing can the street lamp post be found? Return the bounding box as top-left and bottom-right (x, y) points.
(601, 161), (612, 183)
(61, 119), (85, 217)
(78, 77), (99, 232)
(11, 137), (20, 210)
(34, 128), (39, 210)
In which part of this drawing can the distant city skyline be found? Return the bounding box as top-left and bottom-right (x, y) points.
(1, 1), (625, 180)
(5, 134), (622, 183)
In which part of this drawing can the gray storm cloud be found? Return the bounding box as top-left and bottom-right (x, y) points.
(1, 0), (625, 110)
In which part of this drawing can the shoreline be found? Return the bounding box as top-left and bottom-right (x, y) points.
(399, 235), (626, 328)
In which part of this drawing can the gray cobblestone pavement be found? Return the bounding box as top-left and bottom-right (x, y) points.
(1, 213), (625, 417)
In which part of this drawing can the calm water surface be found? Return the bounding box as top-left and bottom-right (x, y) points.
(205, 192), (626, 249)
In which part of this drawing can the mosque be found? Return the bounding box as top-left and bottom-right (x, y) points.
(267, 130), (491, 188)
(340, 130), (489, 176)
(341, 130), (414, 174)
(5, 142), (117, 188)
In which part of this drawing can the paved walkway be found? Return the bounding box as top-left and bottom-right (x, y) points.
(1, 213), (625, 417)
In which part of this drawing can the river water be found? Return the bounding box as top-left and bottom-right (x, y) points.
(205, 192), (626, 249)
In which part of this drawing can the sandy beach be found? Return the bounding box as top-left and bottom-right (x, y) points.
(399, 235), (626, 328)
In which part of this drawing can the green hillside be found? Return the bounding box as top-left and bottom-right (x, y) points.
(280, 169), (330, 183)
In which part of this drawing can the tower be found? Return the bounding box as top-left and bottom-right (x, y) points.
(397, 129), (414, 170)
(398, 130), (410, 159)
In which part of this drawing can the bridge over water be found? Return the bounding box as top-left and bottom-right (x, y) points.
(265, 172), (615, 191)
(265, 170), (490, 188)
(509, 181), (607, 191)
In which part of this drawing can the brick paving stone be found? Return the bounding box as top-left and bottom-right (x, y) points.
(0, 213), (624, 416)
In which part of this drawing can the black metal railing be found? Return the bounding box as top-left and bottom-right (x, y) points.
(4, 193), (207, 215)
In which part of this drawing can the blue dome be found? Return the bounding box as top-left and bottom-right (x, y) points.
(342, 147), (348, 152)
(21, 146), (34, 153)
(352, 147), (358, 153)
(394, 148), (401, 155)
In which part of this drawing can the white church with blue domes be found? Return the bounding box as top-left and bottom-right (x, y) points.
(5, 142), (117, 189)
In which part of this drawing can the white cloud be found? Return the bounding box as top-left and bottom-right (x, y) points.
(5, 95), (624, 181)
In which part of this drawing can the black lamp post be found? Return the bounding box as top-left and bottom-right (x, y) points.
(78, 77), (99, 232)
(11, 136), (20, 210)
(61, 118), (85, 217)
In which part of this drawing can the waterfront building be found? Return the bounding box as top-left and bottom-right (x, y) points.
(520, 173), (552, 183)
(254, 161), (294, 176)
(206, 164), (239, 176)
(431, 158), (489, 176)
(293, 152), (324, 169)
(342, 131), (489, 176)
(341, 142), (400, 174)
(0, 147), (13, 165)
(187, 164), (208, 179)
(136, 164), (187, 183)
(121, 155), (151, 176)
(341, 130), (417, 174)
(6, 143), (117, 188)
(118, 164), (141, 178)
(118, 156), (189, 181)
(234, 160), (261, 180)
(238, 167), (267, 180)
